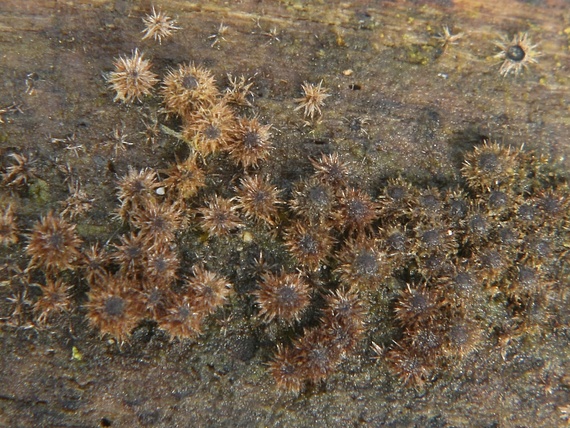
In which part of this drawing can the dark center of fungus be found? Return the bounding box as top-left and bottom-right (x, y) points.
(129, 179), (146, 195)
(478, 153), (500, 172)
(506, 45), (525, 62)
(104, 296), (125, 317)
(469, 215), (488, 237)
(182, 75), (199, 90)
(48, 232), (65, 250)
(152, 256), (168, 273)
(387, 232), (406, 252)
(448, 199), (468, 219)
(252, 190), (268, 206)
(277, 286), (299, 308)
(177, 305), (191, 320)
(420, 194), (439, 209)
(409, 293), (430, 314)
(299, 234), (319, 255)
(151, 217), (167, 231)
(308, 186), (329, 208)
(488, 191), (508, 209)
(125, 244), (142, 260)
(204, 125), (221, 140)
(347, 199), (369, 221)
(243, 131), (261, 149)
(387, 186), (406, 201)
(421, 230), (440, 248)
(354, 251), (378, 276)
(518, 266), (537, 288)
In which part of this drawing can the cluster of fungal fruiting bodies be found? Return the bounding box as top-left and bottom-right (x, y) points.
(5, 130), (567, 393)
(0, 8), (565, 396)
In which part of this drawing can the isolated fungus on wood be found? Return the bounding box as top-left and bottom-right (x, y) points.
(495, 32), (540, 76)
(141, 7), (180, 44)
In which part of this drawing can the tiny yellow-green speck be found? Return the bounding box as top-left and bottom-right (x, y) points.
(72, 346), (83, 361)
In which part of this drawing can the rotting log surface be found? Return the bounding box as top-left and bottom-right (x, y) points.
(0, 1), (569, 427)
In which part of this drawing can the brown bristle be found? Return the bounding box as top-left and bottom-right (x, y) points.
(197, 195), (242, 237)
(141, 7), (180, 44)
(323, 318), (364, 355)
(235, 175), (282, 226)
(294, 80), (330, 120)
(294, 328), (341, 384)
(130, 199), (183, 246)
(407, 326), (443, 358)
(449, 270), (481, 301)
(411, 187), (445, 224)
(416, 252), (455, 280)
(471, 245), (509, 285)
(335, 236), (389, 290)
(185, 265), (232, 315)
(394, 284), (439, 328)
(506, 264), (548, 300)
(161, 63), (218, 117)
(143, 246), (180, 284)
(1, 152), (37, 188)
(378, 225), (412, 266)
(268, 344), (305, 394)
(323, 288), (366, 326)
(479, 189), (514, 220)
(33, 278), (72, 325)
(288, 177), (336, 225)
(284, 221), (334, 271)
(534, 187), (570, 228)
(460, 208), (493, 246)
(461, 141), (520, 192)
(322, 288), (366, 353)
(112, 231), (149, 276)
(256, 271), (311, 323)
(116, 167), (159, 221)
(443, 318), (483, 358)
(310, 152), (349, 188)
(107, 49), (158, 103)
(160, 154), (206, 200)
(60, 181), (94, 221)
(492, 224), (521, 250)
(377, 176), (415, 223)
(136, 284), (175, 321)
(26, 211), (82, 272)
(513, 199), (541, 232)
(412, 224), (457, 258)
(495, 32), (540, 77)
(182, 101), (236, 157)
(227, 117), (273, 169)
(81, 243), (110, 286)
(222, 73), (254, 107)
(335, 187), (379, 233)
(520, 234), (554, 269)
(442, 188), (469, 223)
(159, 296), (205, 340)
(386, 343), (431, 387)
(86, 274), (140, 343)
(0, 204), (19, 246)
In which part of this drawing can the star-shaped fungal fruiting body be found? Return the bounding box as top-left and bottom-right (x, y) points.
(108, 49), (158, 103)
(141, 7), (180, 44)
(495, 32), (540, 77)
